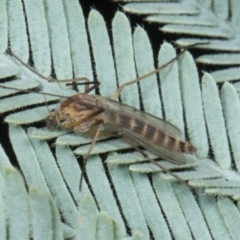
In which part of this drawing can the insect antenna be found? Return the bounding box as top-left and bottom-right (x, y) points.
(42, 93), (51, 113)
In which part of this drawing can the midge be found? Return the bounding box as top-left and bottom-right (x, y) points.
(1, 44), (201, 188)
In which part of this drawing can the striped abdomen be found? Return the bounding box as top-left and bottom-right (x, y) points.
(106, 110), (196, 154)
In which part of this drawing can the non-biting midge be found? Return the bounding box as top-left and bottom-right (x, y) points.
(1, 43), (204, 189)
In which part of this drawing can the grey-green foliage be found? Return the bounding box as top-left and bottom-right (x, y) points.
(122, 0), (240, 83)
(1, 165), (121, 240)
(0, 0), (240, 239)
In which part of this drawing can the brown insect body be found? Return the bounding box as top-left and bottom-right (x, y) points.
(0, 44), (205, 189)
(48, 93), (196, 164)
(46, 94), (103, 133)
(103, 99), (196, 164)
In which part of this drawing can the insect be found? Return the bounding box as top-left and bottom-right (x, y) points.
(0, 43), (202, 189)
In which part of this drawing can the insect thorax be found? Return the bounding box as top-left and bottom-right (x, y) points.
(46, 94), (105, 133)
(46, 109), (62, 130)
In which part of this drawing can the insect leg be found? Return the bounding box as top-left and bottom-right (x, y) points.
(84, 81), (100, 94)
(79, 121), (103, 191)
(6, 49), (97, 92)
(111, 42), (208, 100)
(120, 133), (193, 190)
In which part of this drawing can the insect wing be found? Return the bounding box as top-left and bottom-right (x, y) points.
(104, 98), (182, 137)
(103, 99), (186, 164)
(121, 128), (186, 164)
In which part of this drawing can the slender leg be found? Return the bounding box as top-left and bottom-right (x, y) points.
(111, 42), (208, 100)
(121, 133), (193, 190)
(6, 49), (100, 93)
(84, 82), (100, 94)
(79, 121), (103, 191)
